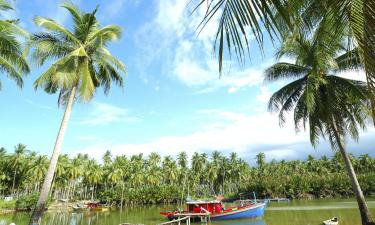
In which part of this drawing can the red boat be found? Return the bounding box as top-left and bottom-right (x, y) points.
(160, 200), (266, 221)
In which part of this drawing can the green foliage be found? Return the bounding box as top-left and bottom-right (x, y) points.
(0, 199), (16, 209)
(29, 1), (126, 104)
(15, 193), (46, 210)
(1, 144), (375, 204)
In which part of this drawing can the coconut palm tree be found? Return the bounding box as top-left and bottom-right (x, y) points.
(265, 19), (374, 224)
(0, 0), (29, 90)
(195, 0), (375, 121)
(28, 2), (126, 224)
(9, 143), (28, 196)
(27, 155), (48, 192)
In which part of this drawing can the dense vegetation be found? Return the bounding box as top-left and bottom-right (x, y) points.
(1, 145), (374, 206)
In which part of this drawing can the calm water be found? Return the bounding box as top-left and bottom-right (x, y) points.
(1, 199), (375, 225)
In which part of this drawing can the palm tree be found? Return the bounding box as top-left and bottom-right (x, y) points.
(9, 143), (28, 196)
(195, 0), (375, 121)
(28, 2), (126, 224)
(265, 20), (374, 224)
(27, 155), (48, 192)
(0, 0), (29, 90)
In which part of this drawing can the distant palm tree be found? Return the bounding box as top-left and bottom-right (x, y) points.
(265, 20), (374, 224)
(9, 143), (28, 196)
(28, 2), (126, 224)
(0, 0), (29, 90)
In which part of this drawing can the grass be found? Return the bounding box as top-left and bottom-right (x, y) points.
(0, 199), (16, 209)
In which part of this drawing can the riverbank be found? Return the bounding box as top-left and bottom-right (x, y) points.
(0, 199), (75, 215)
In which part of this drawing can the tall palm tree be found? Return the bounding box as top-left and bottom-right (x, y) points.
(0, 0), (29, 90)
(265, 20), (374, 224)
(195, 0), (375, 121)
(9, 143), (28, 196)
(28, 2), (126, 224)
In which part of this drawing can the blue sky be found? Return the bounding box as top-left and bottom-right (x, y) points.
(0, 0), (373, 164)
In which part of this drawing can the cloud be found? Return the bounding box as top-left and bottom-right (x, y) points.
(25, 99), (53, 110)
(337, 70), (366, 82)
(72, 109), (308, 159)
(72, 107), (375, 163)
(256, 86), (272, 103)
(134, 0), (264, 93)
(79, 102), (141, 126)
(101, 0), (140, 20)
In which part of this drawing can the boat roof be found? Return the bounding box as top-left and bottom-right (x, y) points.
(186, 200), (221, 204)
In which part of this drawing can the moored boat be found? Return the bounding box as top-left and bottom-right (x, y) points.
(323, 217), (338, 225)
(87, 202), (110, 212)
(160, 200), (266, 221)
(72, 203), (88, 211)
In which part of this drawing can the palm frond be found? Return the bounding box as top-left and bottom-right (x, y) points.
(335, 48), (363, 72)
(78, 59), (95, 101)
(0, 55), (23, 87)
(264, 62), (309, 82)
(33, 16), (80, 45)
(0, 0), (13, 11)
(194, 0), (289, 74)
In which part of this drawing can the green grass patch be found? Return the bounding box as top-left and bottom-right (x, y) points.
(0, 199), (16, 209)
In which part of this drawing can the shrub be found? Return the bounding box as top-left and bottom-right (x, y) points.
(15, 193), (50, 210)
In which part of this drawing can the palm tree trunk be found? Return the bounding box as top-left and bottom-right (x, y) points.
(29, 86), (77, 225)
(331, 121), (375, 225)
(120, 182), (124, 209)
(12, 169), (16, 196)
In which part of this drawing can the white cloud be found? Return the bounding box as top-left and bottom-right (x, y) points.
(73, 109), (308, 159)
(25, 99), (53, 110)
(135, 0), (264, 93)
(101, 0), (140, 20)
(337, 70), (366, 82)
(256, 86), (272, 103)
(79, 102), (140, 126)
(72, 107), (375, 162)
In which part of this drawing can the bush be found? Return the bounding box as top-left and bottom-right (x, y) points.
(15, 193), (50, 210)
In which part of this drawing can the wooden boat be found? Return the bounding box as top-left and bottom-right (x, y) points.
(72, 203), (88, 211)
(160, 200), (266, 221)
(87, 202), (110, 212)
(323, 217), (338, 225)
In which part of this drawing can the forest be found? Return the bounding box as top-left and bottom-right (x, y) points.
(1, 144), (374, 206)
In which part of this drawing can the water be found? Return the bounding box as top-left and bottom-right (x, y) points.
(1, 199), (375, 225)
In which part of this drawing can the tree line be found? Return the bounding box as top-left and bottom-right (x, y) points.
(1, 145), (374, 205)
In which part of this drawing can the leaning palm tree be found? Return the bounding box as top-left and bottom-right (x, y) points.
(28, 2), (126, 224)
(265, 21), (374, 224)
(0, 0), (29, 90)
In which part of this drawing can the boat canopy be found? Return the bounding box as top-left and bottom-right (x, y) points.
(186, 200), (221, 204)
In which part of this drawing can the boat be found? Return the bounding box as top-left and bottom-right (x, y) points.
(323, 217), (338, 225)
(87, 202), (110, 212)
(72, 203), (88, 211)
(160, 200), (266, 221)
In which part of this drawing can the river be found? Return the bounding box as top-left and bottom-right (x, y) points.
(1, 199), (374, 225)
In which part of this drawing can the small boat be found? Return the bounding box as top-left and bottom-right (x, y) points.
(160, 200), (266, 221)
(323, 217), (338, 225)
(87, 202), (110, 212)
(72, 203), (88, 211)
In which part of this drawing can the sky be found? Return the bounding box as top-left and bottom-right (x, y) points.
(0, 0), (373, 165)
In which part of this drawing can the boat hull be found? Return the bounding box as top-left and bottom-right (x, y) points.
(211, 203), (266, 220)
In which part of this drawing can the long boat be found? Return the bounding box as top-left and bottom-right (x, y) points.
(160, 200), (266, 221)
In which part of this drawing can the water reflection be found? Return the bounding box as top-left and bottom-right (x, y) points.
(213, 219), (266, 225)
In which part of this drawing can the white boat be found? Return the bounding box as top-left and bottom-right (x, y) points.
(323, 217), (338, 225)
